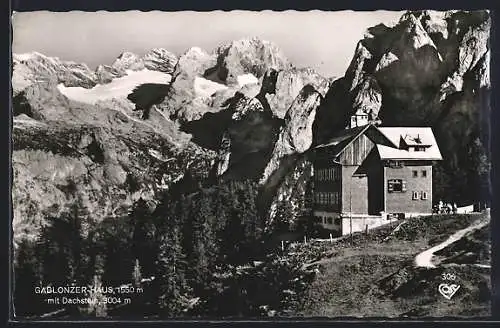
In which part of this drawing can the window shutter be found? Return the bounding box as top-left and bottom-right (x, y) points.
(388, 180), (394, 193)
(402, 180), (407, 192)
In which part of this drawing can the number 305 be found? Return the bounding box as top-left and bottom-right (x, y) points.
(442, 273), (456, 280)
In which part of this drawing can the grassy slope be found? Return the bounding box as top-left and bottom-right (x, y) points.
(292, 212), (490, 318)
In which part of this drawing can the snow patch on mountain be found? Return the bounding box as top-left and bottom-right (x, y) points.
(14, 52), (39, 62)
(57, 69), (171, 105)
(237, 73), (259, 87)
(193, 76), (228, 98)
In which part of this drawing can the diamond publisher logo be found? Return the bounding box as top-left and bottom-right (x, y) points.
(438, 283), (460, 300)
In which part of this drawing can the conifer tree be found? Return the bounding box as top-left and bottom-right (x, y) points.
(153, 193), (190, 316)
(132, 258), (143, 288)
(14, 239), (42, 317)
(85, 255), (107, 317)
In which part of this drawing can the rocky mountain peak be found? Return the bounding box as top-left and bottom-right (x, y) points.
(211, 37), (291, 86)
(260, 66), (329, 119)
(174, 47), (215, 77)
(420, 10), (450, 40)
(112, 51), (144, 71)
(142, 48), (177, 73)
(12, 51), (98, 92)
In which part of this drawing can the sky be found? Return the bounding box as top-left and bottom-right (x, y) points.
(12, 10), (405, 78)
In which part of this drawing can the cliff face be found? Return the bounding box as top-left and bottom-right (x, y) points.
(261, 67), (329, 119)
(12, 118), (215, 245)
(217, 94), (282, 180)
(260, 85), (322, 185)
(209, 37), (292, 86)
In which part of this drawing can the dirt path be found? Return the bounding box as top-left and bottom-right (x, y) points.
(414, 217), (489, 268)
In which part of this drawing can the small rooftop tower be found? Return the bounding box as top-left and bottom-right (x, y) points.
(348, 108), (369, 129)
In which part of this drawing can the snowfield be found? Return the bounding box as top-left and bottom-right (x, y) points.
(191, 74), (258, 98)
(57, 69), (172, 104)
(14, 52), (38, 62)
(193, 76), (228, 98)
(237, 73), (259, 87)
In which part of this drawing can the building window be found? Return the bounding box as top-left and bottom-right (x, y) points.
(421, 191), (428, 200)
(388, 160), (404, 168)
(332, 191), (340, 205)
(327, 217), (333, 224)
(421, 170), (427, 177)
(412, 170), (418, 178)
(412, 191), (420, 200)
(388, 179), (406, 193)
(334, 218), (341, 225)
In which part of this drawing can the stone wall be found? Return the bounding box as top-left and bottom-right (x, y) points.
(340, 214), (396, 235)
